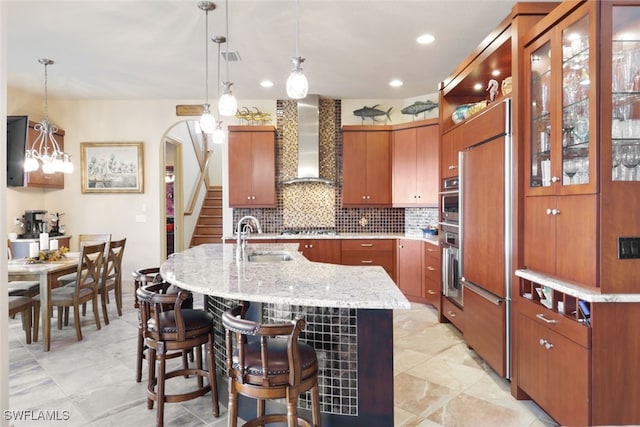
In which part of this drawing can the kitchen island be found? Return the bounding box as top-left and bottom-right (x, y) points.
(160, 242), (410, 426)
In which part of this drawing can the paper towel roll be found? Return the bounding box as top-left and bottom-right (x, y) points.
(50, 239), (59, 251)
(29, 242), (39, 258)
(40, 233), (49, 251)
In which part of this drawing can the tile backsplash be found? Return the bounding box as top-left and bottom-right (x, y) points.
(232, 99), (437, 234)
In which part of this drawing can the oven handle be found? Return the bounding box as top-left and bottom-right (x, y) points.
(441, 246), (450, 296)
(461, 278), (504, 306)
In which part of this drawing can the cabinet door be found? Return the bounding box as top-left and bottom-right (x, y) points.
(392, 128), (418, 205)
(249, 131), (276, 207)
(416, 124), (439, 205)
(517, 313), (551, 410)
(441, 127), (462, 179)
(342, 131), (368, 205)
(364, 131), (391, 205)
(523, 195), (556, 274)
(396, 239), (422, 298)
(24, 124), (65, 188)
(305, 239), (341, 264)
(228, 132), (254, 206)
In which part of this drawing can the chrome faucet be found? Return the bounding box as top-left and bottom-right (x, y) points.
(235, 215), (262, 252)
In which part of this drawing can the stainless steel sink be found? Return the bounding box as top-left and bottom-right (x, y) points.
(246, 251), (293, 262)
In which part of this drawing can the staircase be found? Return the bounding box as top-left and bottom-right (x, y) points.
(190, 186), (223, 247)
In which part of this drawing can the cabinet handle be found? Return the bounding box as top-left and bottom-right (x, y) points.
(427, 266), (436, 271)
(447, 310), (457, 318)
(426, 247), (436, 253)
(551, 176), (560, 183)
(535, 313), (558, 324)
(361, 260), (373, 264)
(247, 196), (251, 199)
(362, 196), (366, 199)
(539, 339), (554, 350)
(427, 290), (437, 295)
(308, 244), (313, 249)
(448, 165), (455, 170)
(360, 243), (374, 247)
(545, 208), (560, 215)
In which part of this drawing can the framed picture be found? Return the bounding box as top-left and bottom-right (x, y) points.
(80, 142), (144, 193)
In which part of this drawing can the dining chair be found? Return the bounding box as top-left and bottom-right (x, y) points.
(137, 281), (219, 427)
(222, 302), (321, 427)
(33, 242), (105, 344)
(8, 296), (34, 344)
(57, 233), (111, 287)
(98, 238), (126, 325)
(7, 239), (40, 298)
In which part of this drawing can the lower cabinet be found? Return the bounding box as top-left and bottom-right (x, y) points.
(516, 304), (589, 426)
(396, 239), (422, 299)
(278, 239), (341, 264)
(441, 296), (463, 333)
(341, 239), (395, 279)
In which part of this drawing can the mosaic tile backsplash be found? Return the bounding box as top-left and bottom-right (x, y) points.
(232, 99), (436, 234)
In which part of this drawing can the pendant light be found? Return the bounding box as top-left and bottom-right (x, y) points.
(217, 0), (237, 117)
(286, 0), (308, 99)
(198, 1), (216, 134)
(212, 35), (227, 145)
(24, 58), (74, 174)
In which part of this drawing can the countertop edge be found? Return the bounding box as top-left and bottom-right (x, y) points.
(222, 232), (439, 246)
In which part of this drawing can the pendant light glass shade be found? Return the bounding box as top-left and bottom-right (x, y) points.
(212, 121), (226, 144)
(286, 57), (308, 99)
(198, 2), (216, 135)
(218, 82), (237, 117)
(24, 58), (74, 174)
(200, 104), (216, 133)
(286, 0), (308, 99)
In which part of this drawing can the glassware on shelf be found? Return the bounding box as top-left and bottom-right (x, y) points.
(563, 158), (580, 185)
(612, 144), (624, 181)
(621, 144), (640, 181)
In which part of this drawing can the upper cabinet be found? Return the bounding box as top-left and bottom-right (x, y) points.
(6, 118), (65, 189)
(391, 120), (439, 207)
(228, 126), (276, 208)
(524, 7), (596, 196)
(342, 126), (391, 207)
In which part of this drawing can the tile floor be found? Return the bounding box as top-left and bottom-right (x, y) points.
(7, 285), (558, 426)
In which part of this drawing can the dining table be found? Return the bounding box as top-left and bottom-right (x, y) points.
(8, 254), (79, 351)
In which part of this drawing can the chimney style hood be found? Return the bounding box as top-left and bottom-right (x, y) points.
(282, 95), (334, 185)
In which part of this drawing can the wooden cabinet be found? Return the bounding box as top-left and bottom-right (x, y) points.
(342, 126), (391, 206)
(228, 126), (276, 207)
(391, 120), (439, 206)
(396, 239), (422, 299)
(341, 239), (394, 279)
(440, 126), (462, 179)
(440, 295), (463, 333)
(423, 242), (440, 309)
(278, 239), (341, 264)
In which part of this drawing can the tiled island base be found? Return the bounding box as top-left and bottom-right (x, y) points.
(207, 296), (394, 426)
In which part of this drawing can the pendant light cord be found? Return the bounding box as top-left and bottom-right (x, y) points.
(204, 8), (210, 105)
(225, 0), (230, 81)
(295, 0), (300, 57)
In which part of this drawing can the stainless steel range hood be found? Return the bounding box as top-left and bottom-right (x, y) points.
(282, 95), (334, 185)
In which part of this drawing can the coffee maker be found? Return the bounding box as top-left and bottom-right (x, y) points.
(19, 210), (48, 238)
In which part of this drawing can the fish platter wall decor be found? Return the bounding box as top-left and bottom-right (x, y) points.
(401, 100), (439, 118)
(353, 104), (392, 123)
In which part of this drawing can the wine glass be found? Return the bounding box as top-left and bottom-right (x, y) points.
(563, 158), (579, 185)
(576, 157), (589, 184)
(612, 145), (624, 181)
(621, 144), (640, 181)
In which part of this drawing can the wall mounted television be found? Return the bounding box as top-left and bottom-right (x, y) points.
(6, 115), (28, 187)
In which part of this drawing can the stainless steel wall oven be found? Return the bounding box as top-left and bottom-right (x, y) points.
(441, 223), (462, 306)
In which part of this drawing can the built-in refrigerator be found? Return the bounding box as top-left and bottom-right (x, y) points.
(459, 98), (512, 378)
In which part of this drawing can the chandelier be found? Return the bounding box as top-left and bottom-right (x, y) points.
(24, 59), (74, 174)
(286, 0), (309, 99)
(198, 1), (217, 134)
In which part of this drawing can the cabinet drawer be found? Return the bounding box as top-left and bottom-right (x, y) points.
(341, 251), (393, 274)
(518, 296), (590, 348)
(423, 258), (440, 283)
(341, 239), (394, 252)
(442, 297), (463, 332)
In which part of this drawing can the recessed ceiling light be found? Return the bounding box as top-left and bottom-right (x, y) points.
(492, 70), (501, 76)
(416, 34), (435, 45)
(260, 80), (274, 88)
(474, 83), (483, 91)
(389, 79), (403, 88)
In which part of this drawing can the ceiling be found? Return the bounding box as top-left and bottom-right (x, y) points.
(6, 0), (533, 101)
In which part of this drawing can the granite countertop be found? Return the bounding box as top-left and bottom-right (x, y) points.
(223, 232), (440, 246)
(160, 243), (411, 310)
(515, 269), (640, 303)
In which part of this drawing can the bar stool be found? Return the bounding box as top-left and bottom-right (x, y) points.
(136, 281), (219, 427)
(132, 267), (194, 383)
(222, 302), (321, 427)
(8, 296), (34, 344)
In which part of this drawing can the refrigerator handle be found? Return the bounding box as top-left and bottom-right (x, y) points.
(461, 278), (504, 306)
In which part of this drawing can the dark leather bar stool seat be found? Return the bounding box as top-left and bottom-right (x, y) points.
(137, 281), (219, 427)
(222, 302), (320, 427)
